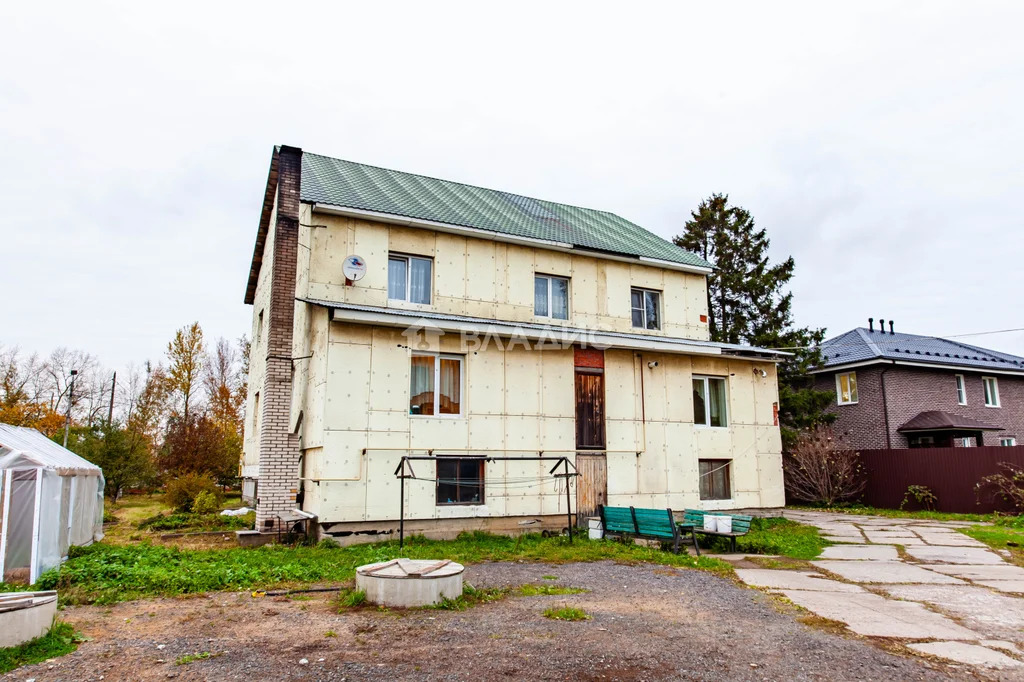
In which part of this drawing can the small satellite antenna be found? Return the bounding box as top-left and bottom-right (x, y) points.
(343, 255), (367, 284)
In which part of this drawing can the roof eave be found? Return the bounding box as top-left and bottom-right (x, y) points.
(304, 299), (786, 361)
(810, 357), (1024, 377)
(310, 203), (714, 276)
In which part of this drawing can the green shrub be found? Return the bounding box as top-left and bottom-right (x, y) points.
(164, 473), (221, 513)
(191, 491), (220, 515)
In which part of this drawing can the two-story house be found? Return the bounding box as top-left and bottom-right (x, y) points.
(241, 146), (787, 540)
(813, 320), (1024, 450)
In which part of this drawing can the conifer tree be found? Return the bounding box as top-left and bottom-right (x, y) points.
(674, 193), (835, 447)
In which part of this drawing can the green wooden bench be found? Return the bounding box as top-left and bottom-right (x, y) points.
(682, 509), (753, 553)
(597, 505), (700, 555)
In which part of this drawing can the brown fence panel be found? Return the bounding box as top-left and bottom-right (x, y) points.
(858, 446), (1024, 513)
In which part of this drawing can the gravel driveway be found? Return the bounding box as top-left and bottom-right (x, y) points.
(4, 561), (968, 681)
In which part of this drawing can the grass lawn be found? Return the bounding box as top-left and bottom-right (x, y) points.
(962, 516), (1024, 565)
(0, 622), (80, 674)
(704, 518), (829, 560)
(103, 492), (253, 544)
(16, 532), (734, 605)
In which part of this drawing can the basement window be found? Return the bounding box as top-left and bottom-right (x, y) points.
(699, 459), (731, 500)
(983, 376), (1000, 407)
(410, 353), (462, 416)
(388, 253), (432, 304)
(630, 288), (661, 330)
(836, 372), (858, 405)
(534, 274), (569, 320)
(436, 458), (484, 505)
(693, 376), (728, 427)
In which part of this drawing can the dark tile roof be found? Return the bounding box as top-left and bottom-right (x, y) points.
(300, 152), (712, 270)
(818, 327), (1024, 374)
(897, 410), (1003, 432)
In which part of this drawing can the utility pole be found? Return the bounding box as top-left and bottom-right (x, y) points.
(63, 369), (78, 448)
(107, 371), (117, 425)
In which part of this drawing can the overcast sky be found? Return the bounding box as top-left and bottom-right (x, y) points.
(2, 1), (1022, 375)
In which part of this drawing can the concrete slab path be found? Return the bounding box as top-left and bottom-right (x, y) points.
(734, 510), (1024, 675)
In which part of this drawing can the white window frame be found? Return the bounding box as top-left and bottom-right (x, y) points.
(983, 376), (1000, 408)
(955, 374), (967, 405)
(534, 274), (570, 320)
(693, 375), (729, 428)
(836, 371), (859, 405)
(1000, 437), (1017, 447)
(410, 352), (464, 418)
(630, 287), (662, 330)
(388, 253), (433, 304)
(961, 437), (974, 447)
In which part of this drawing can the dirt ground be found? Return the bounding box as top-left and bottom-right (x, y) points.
(4, 561), (978, 682)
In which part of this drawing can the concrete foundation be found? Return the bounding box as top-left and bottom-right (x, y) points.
(0, 591), (58, 648)
(356, 559), (464, 607)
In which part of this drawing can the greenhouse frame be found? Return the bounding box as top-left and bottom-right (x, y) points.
(0, 424), (104, 584)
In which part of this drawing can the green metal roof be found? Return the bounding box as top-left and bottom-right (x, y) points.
(300, 152), (711, 270)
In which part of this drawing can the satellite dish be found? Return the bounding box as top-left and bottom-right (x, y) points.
(343, 255), (367, 282)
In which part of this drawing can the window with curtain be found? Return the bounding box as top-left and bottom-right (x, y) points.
(836, 372), (858, 405)
(409, 353), (462, 416)
(436, 458), (484, 504)
(388, 254), (432, 304)
(699, 459), (731, 500)
(534, 275), (569, 319)
(409, 355), (435, 415)
(693, 376), (727, 427)
(630, 288), (661, 329)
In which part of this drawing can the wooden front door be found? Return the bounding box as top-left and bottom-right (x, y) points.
(574, 347), (607, 525)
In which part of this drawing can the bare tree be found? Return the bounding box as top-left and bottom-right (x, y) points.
(976, 463), (1024, 512)
(45, 347), (104, 423)
(204, 337), (245, 433)
(783, 426), (866, 505)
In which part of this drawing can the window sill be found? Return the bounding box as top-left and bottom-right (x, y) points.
(694, 425), (730, 430)
(985, 405), (1001, 409)
(837, 402), (859, 406)
(410, 414), (465, 420)
(387, 298), (433, 309)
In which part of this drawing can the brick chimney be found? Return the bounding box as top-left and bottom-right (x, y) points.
(256, 145), (302, 530)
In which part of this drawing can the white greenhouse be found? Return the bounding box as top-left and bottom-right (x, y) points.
(0, 424), (104, 584)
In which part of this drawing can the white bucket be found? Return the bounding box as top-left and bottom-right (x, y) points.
(716, 515), (733, 533)
(588, 517), (604, 540)
(703, 516), (718, 532)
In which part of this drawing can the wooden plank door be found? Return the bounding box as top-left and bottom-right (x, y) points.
(575, 356), (607, 525)
(575, 453), (608, 524)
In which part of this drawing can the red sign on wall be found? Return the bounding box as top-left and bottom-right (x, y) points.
(773, 402), (779, 427)
(574, 347), (605, 369)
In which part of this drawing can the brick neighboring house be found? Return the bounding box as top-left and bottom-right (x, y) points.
(811, 320), (1024, 450)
